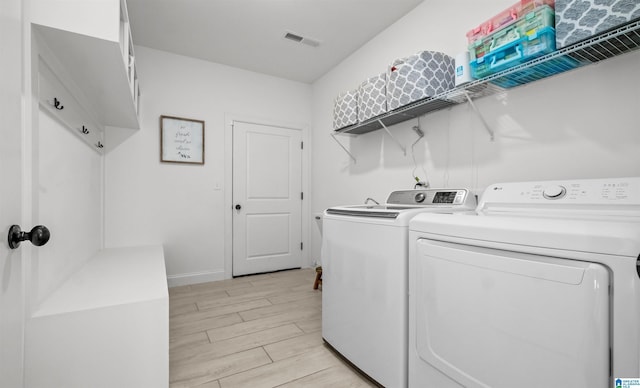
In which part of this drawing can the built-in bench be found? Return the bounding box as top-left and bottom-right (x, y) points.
(25, 245), (168, 388)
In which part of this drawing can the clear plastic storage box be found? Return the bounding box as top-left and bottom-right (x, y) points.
(470, 26), (557, 79)
(466, 0), (555, 45)
(469, 5), (555, 61)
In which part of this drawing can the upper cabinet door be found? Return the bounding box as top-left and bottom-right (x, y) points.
(30, 0), (121, 42)
(31, 0), (140, 140)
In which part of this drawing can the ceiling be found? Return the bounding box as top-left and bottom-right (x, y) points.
(126, 0), (424, 84)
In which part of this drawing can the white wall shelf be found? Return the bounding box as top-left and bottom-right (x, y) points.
(333, 19), (640, 138)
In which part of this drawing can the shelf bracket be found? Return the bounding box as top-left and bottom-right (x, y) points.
(378, 119), (407, 155)
(330, 133), (357, 163)
(464, 91), (494, 141)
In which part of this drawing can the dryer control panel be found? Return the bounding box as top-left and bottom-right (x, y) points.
(479, 177), (640, 215)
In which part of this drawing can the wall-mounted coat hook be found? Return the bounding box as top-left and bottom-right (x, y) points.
(96, 141), (104, 149)
(81, 125), (90, 134)
(53, 97), (64, 110)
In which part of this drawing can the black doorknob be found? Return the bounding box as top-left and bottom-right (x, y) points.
(8, 225), (50, 249)
(235, 204), (242, 210)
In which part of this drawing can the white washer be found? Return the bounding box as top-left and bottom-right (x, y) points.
(322, 189), (476, 387)
(408, 178), (640, 388)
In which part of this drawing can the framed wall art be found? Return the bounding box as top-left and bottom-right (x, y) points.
(160, 115), (205, 164)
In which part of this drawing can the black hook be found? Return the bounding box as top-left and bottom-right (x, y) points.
(96, 141), (104, 149)
(53, 97), (64, 110)
(81, 125), (90, 134)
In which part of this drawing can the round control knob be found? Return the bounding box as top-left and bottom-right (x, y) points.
(543, 185), (566, 200)
(414, 192), (426, 203)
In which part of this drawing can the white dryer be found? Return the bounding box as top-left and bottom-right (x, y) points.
(322, 189), (476, 387)
(408, 178), (640, 388)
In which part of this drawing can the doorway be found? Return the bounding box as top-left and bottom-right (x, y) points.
(231, 120), (303, 276)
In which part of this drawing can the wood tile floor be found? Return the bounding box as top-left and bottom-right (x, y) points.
(169, 268), (376, 387)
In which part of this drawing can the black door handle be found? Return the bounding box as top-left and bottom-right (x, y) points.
(235, 204), (242, 210)
(8, 225), (50, 249)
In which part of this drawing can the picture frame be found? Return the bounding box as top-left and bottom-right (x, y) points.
(160, 115), (205, 164)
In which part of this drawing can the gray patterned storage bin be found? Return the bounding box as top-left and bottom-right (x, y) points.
(387, 51), (455, 111)
(333, 89), (358, 130)
(556, 0), (640, 48)
(358, 73), (388, 122)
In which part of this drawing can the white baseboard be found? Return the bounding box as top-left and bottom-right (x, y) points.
(167, 270), (226, 288)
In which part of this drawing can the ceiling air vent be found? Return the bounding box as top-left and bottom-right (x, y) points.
(284, 31), (320, 48)
(284, 32), (304, 43)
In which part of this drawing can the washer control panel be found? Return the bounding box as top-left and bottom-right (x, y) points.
(387, 189), (473, 206)
(482, 177), (640, 206)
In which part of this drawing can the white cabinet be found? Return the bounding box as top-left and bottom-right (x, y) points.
(25, 246), (169, 388)
(32, 0), (140, 152)
(31, 0), (122, 43)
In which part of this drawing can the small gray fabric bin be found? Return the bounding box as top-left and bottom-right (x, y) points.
(333, 89), (358, 130)
(555, 0), (640, 48)
(387, 51), (455, 111)
(358, 73), (388, 122)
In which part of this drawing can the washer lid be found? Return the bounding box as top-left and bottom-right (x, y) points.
(410, 212), (640, 257)
(325, 206), (464, 226)
(325, 208), (400, 218)
(325, 204), (431, 218)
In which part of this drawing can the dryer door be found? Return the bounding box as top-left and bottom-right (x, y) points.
(414, 238), (610, 388)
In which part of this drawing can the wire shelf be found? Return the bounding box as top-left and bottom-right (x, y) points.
(334, 19), (640, 136)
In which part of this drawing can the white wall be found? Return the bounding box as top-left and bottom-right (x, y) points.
(29, 33), (104, 311)
(105, 46), (312, 285)
(34, 109), (103, 308)
(310, 0), (640, 262)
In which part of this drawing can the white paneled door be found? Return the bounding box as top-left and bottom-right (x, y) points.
(1, 1), (26, 386)
(232, 121), (302, 276)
